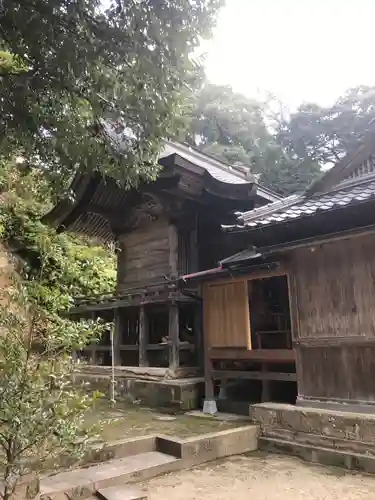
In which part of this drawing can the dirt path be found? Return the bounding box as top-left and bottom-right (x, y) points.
(142, 452), (375, 500)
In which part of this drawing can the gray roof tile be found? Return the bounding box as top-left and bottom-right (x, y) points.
(234, 177), (375, 229)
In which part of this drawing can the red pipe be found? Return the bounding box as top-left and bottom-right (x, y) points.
(181, 266), (223, 281)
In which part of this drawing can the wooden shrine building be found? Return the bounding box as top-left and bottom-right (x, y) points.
(43, 141), (279, 408)
(187, 135), (375, 414)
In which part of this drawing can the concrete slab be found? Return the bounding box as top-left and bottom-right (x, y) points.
(41, 452), (176, 499)
(97, 485), (147, 500)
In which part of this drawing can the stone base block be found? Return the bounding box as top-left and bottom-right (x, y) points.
(77, 374), (204, 410)
(250, 402), (375, 473)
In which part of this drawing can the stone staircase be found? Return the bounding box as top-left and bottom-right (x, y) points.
(41, 451), (176, 500)
(39, 425), (258, 500)
(249, 402), (375, 473)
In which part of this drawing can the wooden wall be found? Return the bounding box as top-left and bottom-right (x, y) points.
(291, 232), (375, 405)
(117, 217), (171, 291)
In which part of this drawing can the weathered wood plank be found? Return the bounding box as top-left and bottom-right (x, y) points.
(117, 218), (171, 289)
(292, 233), (375, 340)
(209, 348), (295, 363)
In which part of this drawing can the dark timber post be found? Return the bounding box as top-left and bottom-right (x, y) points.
(168, 302), (179, 371)
(139, 305), (149, 367)
(194, 301), (204, 369)
(113, 308), (122, 365)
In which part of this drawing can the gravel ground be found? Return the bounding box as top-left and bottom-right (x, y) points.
(142, 452), (375, 500)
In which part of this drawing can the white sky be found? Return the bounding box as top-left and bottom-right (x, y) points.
(203, 0), (375, 110)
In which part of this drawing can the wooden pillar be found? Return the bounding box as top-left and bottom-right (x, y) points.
(138, 305), (149, 367)
(113, 308), (122, 365)
(168, 302), (179, 370)
(194, 301), (204, 369)
(189, 215), (199, 273)
(169, 224), (178, 278)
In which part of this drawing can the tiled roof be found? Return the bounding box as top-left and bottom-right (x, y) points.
(229, 176), (375, 230)
(160, 142), (281, 201)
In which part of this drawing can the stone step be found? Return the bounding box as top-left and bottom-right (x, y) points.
(262, 427), (375, 456)
(97, 485), (147, 500)
(40, 451), (177, 500)
(259, 436), (375, 474)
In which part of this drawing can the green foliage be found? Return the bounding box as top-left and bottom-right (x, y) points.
(0, 0), (223, 190)
(0, 276), (104, 500)
(0, 159), (115, 499)
(277, 85), (375, 166)
(185, 83), (321, 195)
(0, 161), (116, 313)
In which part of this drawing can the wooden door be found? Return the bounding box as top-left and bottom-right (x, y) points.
(203, 279), (251, 349)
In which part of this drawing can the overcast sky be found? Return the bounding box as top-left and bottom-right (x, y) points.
(203, 0), (375, 110)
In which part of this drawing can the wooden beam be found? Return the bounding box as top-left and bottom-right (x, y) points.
(296, 336), (375, 347)
(138, 305), (148, 367)
(205, 267), (288, 287)
(212, 370), (297, 381)
(168, 302), (179, 370)
(209, 348), (295, 363)
(119, 345), (139, 351)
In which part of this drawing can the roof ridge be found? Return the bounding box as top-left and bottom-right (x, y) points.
(238, 193), (303, 223)
(316, 171), (375, 195)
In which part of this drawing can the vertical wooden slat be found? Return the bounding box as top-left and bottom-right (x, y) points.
(138, 305), (148, 367)
(168, 302), (179, 370)
(203, 280), (251, 349)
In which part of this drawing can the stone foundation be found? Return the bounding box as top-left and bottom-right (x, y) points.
(249, 402), (375, 473)
(76, 372), (204, 410)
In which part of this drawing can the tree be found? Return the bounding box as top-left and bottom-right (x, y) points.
(0, 0), (223, 190)
(277, 86), (375, 167)
(186, 83), (270, 168)
(0, 258), (105, 500)
(185, 83), (321, 194)
(0, 159), (116, 314)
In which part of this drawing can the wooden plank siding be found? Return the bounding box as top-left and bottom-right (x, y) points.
(203, 280), (251, 349)
(292, 233), (375, 340)
(291, 232), (375, 406)
(117, 218), (170, 291)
